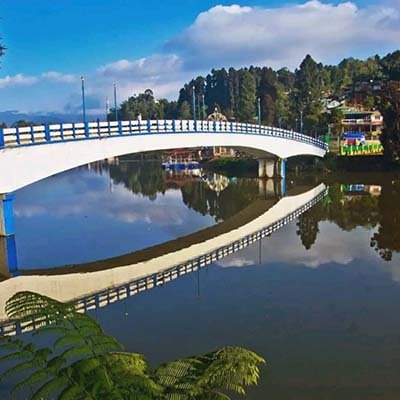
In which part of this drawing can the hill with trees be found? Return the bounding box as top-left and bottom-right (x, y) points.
(110, 51), (400, 163)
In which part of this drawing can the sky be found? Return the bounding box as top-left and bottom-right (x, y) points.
(0, 0), (399, 118)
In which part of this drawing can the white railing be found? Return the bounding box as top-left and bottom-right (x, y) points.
(0, 120), (328, 151)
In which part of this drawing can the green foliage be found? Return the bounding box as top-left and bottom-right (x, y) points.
(379, 81), (400, 163)
(0, 291), (265, 400)
(237, 69), (256, 122)
(154, 346), (265, 400)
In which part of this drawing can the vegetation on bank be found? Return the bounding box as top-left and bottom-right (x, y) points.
(0, 291), (265, 400)
(201, 158), (258, 177)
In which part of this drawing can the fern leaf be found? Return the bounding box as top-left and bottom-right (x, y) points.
(57, 383), (86, 400)
(54, 334), (86, 349)
(31, 376), (69, 400)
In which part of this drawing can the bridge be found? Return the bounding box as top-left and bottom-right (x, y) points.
(0, 119), (327, 236)
(0, 183), (326, 335)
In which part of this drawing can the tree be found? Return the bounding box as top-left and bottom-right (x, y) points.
(0, 291), (265, 400)
(330, 107), (344, 137)
(379, 81), (400, 163)
(178, 100), (192, 119)
(381, 51), (400, 81)
(237, 69), (256, 122)
(293, 55), (326, 134)
(12, 120), (36, 127)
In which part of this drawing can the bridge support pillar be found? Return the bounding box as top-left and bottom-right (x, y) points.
(265, 159), (275, 178)
(0, 194), (15, 237)
(0, 236), (18, 277)
(258, 159), (266, 178)
(275, 158), (287, 179)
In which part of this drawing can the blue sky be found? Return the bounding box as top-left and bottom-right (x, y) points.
(0, 0), (399, 117)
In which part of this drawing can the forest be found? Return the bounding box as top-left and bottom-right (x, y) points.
(114, 51), (400, 163)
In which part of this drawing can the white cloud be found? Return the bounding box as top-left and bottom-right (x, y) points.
(41, 71), (78, 83)
(166, 1), (400, 69)
(0, 71), (78, 90)
(0, 73), (38, 89)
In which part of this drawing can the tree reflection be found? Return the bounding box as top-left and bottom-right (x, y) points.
(295, 178), (400, 261)
(370, 180), (400, 261)
(108, 160), (400, 261)
(296, 203), (323, 250)
(109, 160), (263, 222)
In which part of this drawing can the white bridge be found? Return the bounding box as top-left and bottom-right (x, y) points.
(0, 119), (327, 236)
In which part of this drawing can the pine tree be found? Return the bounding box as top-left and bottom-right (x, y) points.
(237, 69), (256, 122)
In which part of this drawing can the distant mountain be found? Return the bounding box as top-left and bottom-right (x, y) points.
(0, 110), (103, 127)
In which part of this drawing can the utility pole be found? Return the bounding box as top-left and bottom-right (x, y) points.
(113, 83), (118, 121)
(202, 94), (206, 120)
(81, 76), (86, 124)
(257, 97), (261, 127)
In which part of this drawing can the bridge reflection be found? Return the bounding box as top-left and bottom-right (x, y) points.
(0, 183), (326, 336)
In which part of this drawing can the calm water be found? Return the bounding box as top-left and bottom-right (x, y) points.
(3, 158), (400, 399)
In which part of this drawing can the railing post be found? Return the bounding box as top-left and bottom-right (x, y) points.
(45, 124), (51, 142)
(147, 120), (151, 133)
(118, 120), (122, 135)
(0, 128), (5, 149)
(84, 122), (90, 138)
(172, 120), (176, 132)
(194, 119), (197, 132)
(30, 126), (35, 143)
(60, 124), (64, 140)
(213, 120), (216, 132)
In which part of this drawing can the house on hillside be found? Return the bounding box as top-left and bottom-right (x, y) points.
(340, 108), (383, 140)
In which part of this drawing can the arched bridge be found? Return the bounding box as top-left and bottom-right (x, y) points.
(0, 119), (327, 235)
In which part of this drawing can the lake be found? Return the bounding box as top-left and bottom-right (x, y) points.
(2, 156), (400, 399)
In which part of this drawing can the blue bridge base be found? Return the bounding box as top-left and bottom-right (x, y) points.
(0, 194), (15, 237)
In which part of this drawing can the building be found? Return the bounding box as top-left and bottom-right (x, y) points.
(341, 109), (383, 140)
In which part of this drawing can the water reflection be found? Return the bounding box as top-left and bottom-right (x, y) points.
(2, 161), (400, 399)
(294, 176), (400, 262)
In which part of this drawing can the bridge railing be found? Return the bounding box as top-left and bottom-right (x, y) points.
(0, 119), (328, 151)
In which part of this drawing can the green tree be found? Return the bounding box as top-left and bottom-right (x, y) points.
(293, 55), (326, 134)
(178, 100), (192, 119)
(379, 81), (400, 163)
(237, 69), (256, 122)
(330, 107), (344, 137)
(12, 120), (36, 127)
(0, 291), (265, 400)
(381, 51), (400, 81)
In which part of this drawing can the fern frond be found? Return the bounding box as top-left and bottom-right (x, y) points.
(31, 376), (69, 400)
(57, 383), (86, 400)
(11, 368), (54, 396)
(54, 334), (86, 349)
